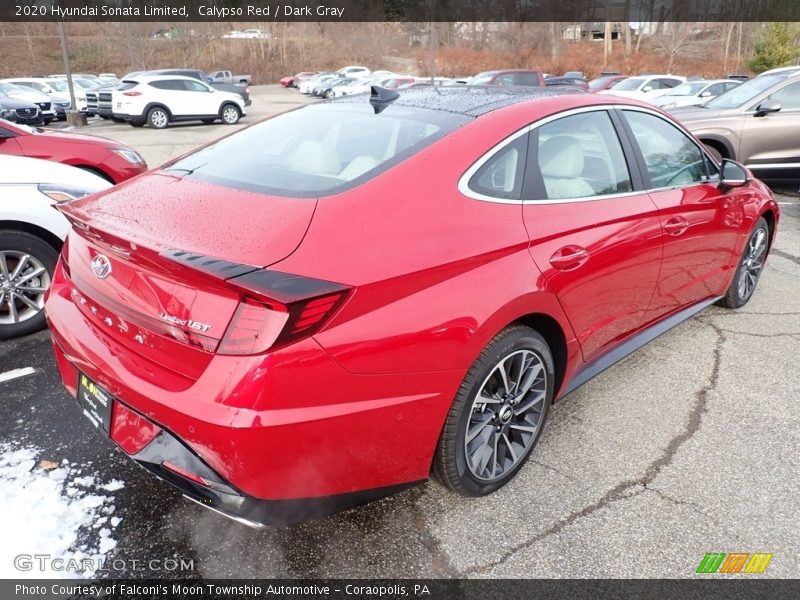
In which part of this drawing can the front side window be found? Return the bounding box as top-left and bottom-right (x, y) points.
(611, 77), (645, 91)
(530, 110), (632, 200)
(165, 103), (470, 197)
(183, 80), (210, 92)
(706, 72), (795, 110)
(624, 110), (710, 188)
(764, 80), (800, 110)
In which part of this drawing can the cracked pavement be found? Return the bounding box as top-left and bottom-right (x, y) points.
(1, 90), (798, 578)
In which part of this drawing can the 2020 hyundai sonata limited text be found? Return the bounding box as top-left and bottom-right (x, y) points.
(44, 87), (779, 527)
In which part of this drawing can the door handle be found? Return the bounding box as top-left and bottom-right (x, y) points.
(549, 245), (590, 271)
(663, 216), (689, 236)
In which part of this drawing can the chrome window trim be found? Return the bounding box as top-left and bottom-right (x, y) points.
(458, 103), (724, 206)
(745, 162), (800, 169)
(459, 104), (636, 205)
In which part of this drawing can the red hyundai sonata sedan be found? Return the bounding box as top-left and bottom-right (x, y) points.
(0, 119), (146, 183)
(45, 87), (779, 527)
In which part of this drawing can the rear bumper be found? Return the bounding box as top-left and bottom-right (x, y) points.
(45, 260), (461, 522)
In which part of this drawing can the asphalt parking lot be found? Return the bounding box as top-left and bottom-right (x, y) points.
(1, 86), (799, 579)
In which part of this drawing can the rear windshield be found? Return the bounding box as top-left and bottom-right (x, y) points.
(164, 102), (470, 197)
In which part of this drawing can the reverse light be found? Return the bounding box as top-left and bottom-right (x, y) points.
(38, 184), (98, 203)
(110, 147), (144, 164)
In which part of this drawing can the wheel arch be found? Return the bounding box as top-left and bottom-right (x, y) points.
(513, 312), (569, 399)
(698, 134), (735, 160)
(760, 208), (777, 249)
(0, 220), (63, 252)
(219, 100), (241, 115)
(143, 103), (172, 119)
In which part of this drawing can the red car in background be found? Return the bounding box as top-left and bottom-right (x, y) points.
(279, 71), (318, 88)
(45, 87), (778, 527)
(0, 119), (147, 183)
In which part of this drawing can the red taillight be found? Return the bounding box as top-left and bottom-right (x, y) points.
(122, 91), (142, 96)
(218, 290), (348, 356)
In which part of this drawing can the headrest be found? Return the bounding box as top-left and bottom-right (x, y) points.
(538, 135), (585, 178)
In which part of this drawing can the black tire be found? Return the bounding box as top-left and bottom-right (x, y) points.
(43, 118), (53, 125)
(433, 325), (554, 497)
(323, 90), (333, 99)
(0, 230), (59, 340)
(717, 217), (770, 309)
(146, 107), (169, 129)
(100, 115), (109, 120)
(111, 117), (125, 124)
(202, 118), (216, 124)
(219, 103), (240, 125)
(703, 143), (725, 163)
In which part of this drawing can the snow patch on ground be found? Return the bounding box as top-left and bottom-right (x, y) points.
(0, 443), (124, 579)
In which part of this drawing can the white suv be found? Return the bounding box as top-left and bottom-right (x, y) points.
(111, 74), (247, 129)
(336, 66), (371, 80)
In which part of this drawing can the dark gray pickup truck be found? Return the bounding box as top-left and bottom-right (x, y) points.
(87, 68), (251, 120)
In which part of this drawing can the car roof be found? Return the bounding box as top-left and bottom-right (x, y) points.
(331, 85), (582, 116)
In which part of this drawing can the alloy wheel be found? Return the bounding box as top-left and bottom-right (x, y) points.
(0, 251), (51, 326)
(737, 225), (767, 301)
(464, 349), (547, 482)
(150, 110), (168, 128)
(222, 106), (239, 124)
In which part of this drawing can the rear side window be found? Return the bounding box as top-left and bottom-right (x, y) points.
(117, 80), (139, 91)
(468, 134), (528, 200)
(165, 103), (470, 197)
(514, 72), (541, 86)
(623, 110), (711, 187)
(529, 110), (632, 200)
(149, 80), (183, 91)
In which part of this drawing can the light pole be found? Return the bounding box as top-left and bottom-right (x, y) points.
(57, 20), (87, 127)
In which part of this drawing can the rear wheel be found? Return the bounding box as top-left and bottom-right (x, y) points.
(718, 217), (769, 309)
(433, 325), (554, 496)
(147, 107), (169, 129)
(0, 231), (58, 340)
(220, 104), (240, 125)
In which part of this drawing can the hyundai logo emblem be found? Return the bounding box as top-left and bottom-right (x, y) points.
(90, 254), (112, 279)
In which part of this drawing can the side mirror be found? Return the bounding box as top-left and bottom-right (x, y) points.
(755, 99), (781, 117)
(719, 159), (749, 188)
(642, 85), (653, 92)
(700, 91), (711, 97)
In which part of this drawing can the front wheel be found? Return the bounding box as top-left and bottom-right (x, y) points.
(0, 230), (58, 340)
(220, 104), (240, 125)
(718, 217), (770, 309)
(703, 143), (724, 163)
(433, 325), (554, 496)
